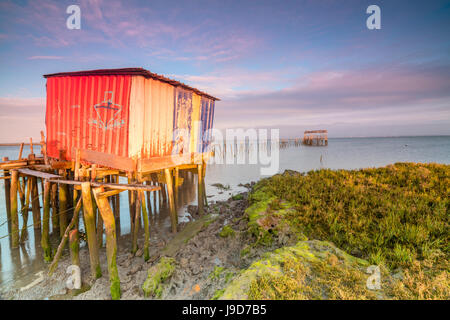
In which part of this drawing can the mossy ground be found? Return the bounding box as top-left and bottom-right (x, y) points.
(142, 257), (176, 298)
(222, 163), (449, 300)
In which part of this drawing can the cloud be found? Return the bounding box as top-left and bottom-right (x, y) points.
(27, 55), (64, 60)
(0, 97), (45, 143)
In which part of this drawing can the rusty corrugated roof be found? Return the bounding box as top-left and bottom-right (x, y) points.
(43, 68), (220, 101)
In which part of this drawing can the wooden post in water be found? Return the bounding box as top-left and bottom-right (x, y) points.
(30, 176), (41, 230)
(10, 170), (19, 248)
(197, 164), (204, 216)
(202, 162), (208, 207)
(3, 157), (11, 221)
(131, 190), (141, 254)
(41, 179), (52, 262)
(139, 191), (150, 261)
(69, 229), (80, 267)
(58, 170), (68, 235)
(96, 202), (104, 249)
(81, 182), (102, 279)
(20, 177), (31, 243)
(93, 187), (121, 300)
(127, 173), (136, 233)
(50, 183), (59, 236)
(174, 167), (180, 204)
(164, 168), (177, 233)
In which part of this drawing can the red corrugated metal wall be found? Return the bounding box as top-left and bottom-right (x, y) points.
(46, 75), (132, 160)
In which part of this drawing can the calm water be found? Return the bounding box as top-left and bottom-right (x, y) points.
(0, 136), (449, 292)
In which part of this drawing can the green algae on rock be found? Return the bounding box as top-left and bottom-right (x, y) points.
(219, 225), (235, 238)
(142, 257), (176, 298)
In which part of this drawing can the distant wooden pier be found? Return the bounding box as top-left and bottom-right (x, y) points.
(302, 130), (328, 146)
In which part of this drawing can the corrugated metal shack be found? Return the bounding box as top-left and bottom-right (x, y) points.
(44, 68), (218, 172)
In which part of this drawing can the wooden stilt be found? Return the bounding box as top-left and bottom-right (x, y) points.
(164, 168), (177, 233)
(41, 179), (52, 262)
(161, 183), (167, 204)
(2, 158), (11, 220)
(93, 187), (121, 300)
(197, 164), (204, 216)
(40, 178), (45, 209)
(58, 170), (68, 235)
(69, 229), (80, 267)
(20, 177), (31, 243)
(18, 143), (24, 160)
(131, 191), (141, 254)
(127, 173), (136, 233)
(146, 181), (152, 215)
(81, 182), (102, 279)
(97, 205), (104, 249)
(10, 170), (19, 248)
(50, 183), (59, 236)
(174, 167), (179, 204)
(30, 176), (41, 230)
(139, 191), (150, 261)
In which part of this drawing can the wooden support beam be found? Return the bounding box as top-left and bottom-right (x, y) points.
(41, 179), (52, 262)
(40, 131), (49, 165)
(48, 178), (161, 192)
(29, 137), (34, 155)
(164, 168), (177, 233)
(197, 164), (204, 216)
(3, 157), (11, 220)
(50, 183), (59, 236)
(96, 205), (103, 249)
(20, 177), (31, 243)
(97, 189), (124, 199)
(174, 167), (179, 204)
(81, 182), (102, 279)
(93, 187), (121, 300)
(131, 190), (141, 254)
(48, 198), (82, 276)
(69, 229), (80, 267)
(58, 171), (68, 236)
(10, 170), (19, 248)
(138, 191), (150, 261)
(18, 143), (24, 160)
(30, 176), (41, 230)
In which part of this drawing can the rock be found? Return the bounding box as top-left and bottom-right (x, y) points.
(214, 257), (222, 266)
(135, 248), (144, 257)
(180, 258), (188, 267)
(128, 264), (142, 275)
(187, 205), (198, 216)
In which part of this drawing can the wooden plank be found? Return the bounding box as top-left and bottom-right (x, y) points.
(138, 152), (213, 173)
(138, 154), (192, 173)
(18, 168), (61, 179)
(48, 178), (161, 192)
(75, 148), (136, 172)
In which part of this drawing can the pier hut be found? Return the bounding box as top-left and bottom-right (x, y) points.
(0, 68), (219, 299)
(302, 130), (328, 146)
